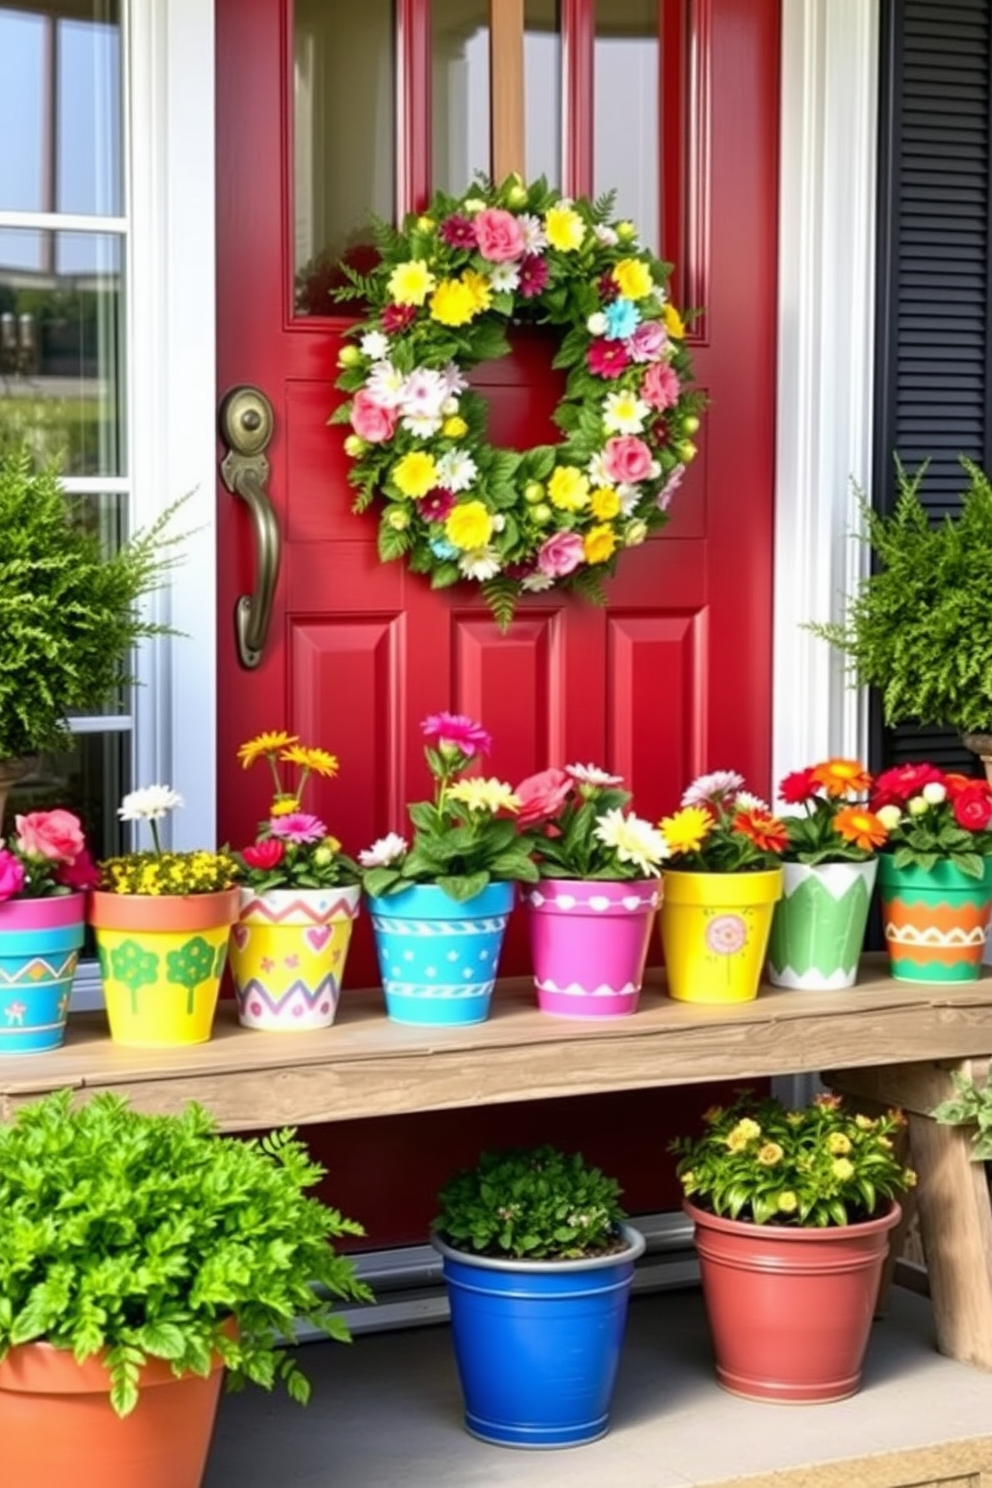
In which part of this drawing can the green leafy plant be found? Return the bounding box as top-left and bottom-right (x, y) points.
(358, 711), (538, 901)
(434, 1144), (628, 1260)
(808, 456), (992, 734)
(0, 446), (185, 760)
(870, 761), (992, 877)
(933, 1068), (992, 1161)
(512, 763), (669, 880)
(670, 1090), (916, 1227)
(0, 1090), (373, 1417)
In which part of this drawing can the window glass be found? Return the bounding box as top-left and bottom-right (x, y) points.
(524, 0), (560, 185)
(293, 0), (395, 316)
(432, 0), (490, 196)
(594, 0), (659, 248)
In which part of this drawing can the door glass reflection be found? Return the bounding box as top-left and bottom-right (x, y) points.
(594, 0), (659, 248)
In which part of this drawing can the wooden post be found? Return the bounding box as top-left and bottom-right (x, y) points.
(491, 0), (525, 183)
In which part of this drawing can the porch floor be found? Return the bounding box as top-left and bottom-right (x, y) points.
(203, 1283), (992, 1488)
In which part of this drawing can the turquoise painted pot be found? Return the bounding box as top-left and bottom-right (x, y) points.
(367, 881), (515, 1026)
(877, 855), (992, 983)
(0, 894), (85, 1053)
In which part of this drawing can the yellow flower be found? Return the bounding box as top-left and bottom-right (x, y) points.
(658, 804), (713, 855)
(280, 745), (339, 778)
(613, 257), (654, 299)
(393, 451), (439, 498)
(238, 730), (297, 768)
(726, 1129), (750, 1153)
(462, 268), (493, 313)
(270, 796), (301, 817)
(831, 1157), (855, 1181)
(590, 486), (621, 520)
(443, 416), (468, 439)
(430, 279), (477, 326)
(777, 1191), (798, 1214)
(548, 465), (590, 511)
(726, 1118), (761, 1152)
(447, 777), (520, 814)
(545, 203), (585, 251)
(388, 259), (436, 306)
(854, 1113), (875, 1130)
(663, 302), (686, 338)
(583, 524), (616, 564)
(680, 1170), (697, 1193)
(445, 500), (494, 550)
(757, 1142), (783, 1166)
(826, 1131), (852, 1156)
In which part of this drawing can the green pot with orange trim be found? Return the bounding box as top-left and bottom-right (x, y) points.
(877, 855), (992, 983)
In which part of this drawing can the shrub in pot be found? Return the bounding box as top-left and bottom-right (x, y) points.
(0, 1089), (373, 1488)
(671, 1090), (917, 1402)
(431, 1143), (645, 1447)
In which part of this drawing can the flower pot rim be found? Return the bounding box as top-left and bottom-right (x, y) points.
(89, 885), (241, 931)
(682, 1196), (901, 1239)
(430, 1221), (646, 1273)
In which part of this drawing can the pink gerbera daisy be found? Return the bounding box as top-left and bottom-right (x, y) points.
(587, 340), (631, 378)
(268, 812), (328, 845)
(421, 711), (493, 758)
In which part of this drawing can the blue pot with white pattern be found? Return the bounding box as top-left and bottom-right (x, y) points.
(367, 881), (515, 1026)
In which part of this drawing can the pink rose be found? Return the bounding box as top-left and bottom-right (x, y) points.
(513, 768), (574, 828)
(350, 389), (399, 443)
(473, 208), (525, 262)
(15, 809), (86, 865)
(602, 436), (654, 485)
(628, 322), (667, 363)
(642, 361), (681, 410)
(537, 531), (585, 579)
(241, 838), (286, 871)
(0, 848), (25, 902)
(56, 848), (100, 891)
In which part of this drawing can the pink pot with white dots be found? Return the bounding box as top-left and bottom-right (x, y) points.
(524, 878), (662, 1018)
(229, 886), (361, 1031)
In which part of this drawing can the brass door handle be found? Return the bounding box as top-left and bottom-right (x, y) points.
(219, 386), (281, 669)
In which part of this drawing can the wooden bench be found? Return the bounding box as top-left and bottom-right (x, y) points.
(3, 955), (992, 1370)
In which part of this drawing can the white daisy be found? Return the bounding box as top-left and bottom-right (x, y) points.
(489, 263), (521, 293)
(586, 451), (610, 486)
(681, 770), (745, 808)
(593, 809), (671, 876)
(366, 360), (406, 408)
(520, 571), (555, 592)
(616, 483), (641, 515)
(358, 833), (408, 869)
(402, 413), (443, 439)
(436, 449), (478, 493)
(734, 790), (770, 813)
(441, 360), (469, 398)
(399, 367), (448, 420)
(360, 330), (389, 361)
(594, 224), (619, 247)
(118, 785), (184, 822)
(566, 764), (624, 787)
(458, 548), (502, 581)
(603, 389), (651, 435)
(518, 213), (548, 253)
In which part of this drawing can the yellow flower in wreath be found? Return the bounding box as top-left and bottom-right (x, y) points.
(663, 302), (686, 338)
(393, 451), (439, 499)
(583, 524), (617, 564)
(545, 203), (585, 252)
(462, 268), (494, 313)
(430, 278), (478, 327)
(590, 486), (621, 520)
(388, 259), (435, 306)
(445, 501), (494, 550)
(548, 465), (590, 511)
(613, 257), (654, 300)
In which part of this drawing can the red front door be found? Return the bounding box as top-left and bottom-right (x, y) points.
(216, 0), (780, 1243)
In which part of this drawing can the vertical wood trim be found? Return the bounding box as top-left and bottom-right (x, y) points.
(661, 0), (687, 292)
(561, 0), (594, 196)
(396, 0), (431, 215)
(684, 0), (711, 343)
(490, 0), (525, 182)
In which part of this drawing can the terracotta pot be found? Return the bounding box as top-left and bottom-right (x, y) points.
(0, 1338), (226, 1488)
(685, 1197), (901, 1402)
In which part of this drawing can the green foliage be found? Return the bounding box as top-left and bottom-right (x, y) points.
(932, 1069), (992, 1161)
(0, 1091), (373, 1416)
(435, 1145), (627, 1260)
(670, 1091), (916, 1228)
(0, 447), (186, 758)
(808, 457), (992, 733)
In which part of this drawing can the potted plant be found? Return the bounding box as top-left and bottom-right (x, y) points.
(0, 1087), (372, 1488)
(228, 731), (362, 1031)
(0, 808), (98, 1052)
(869, 762), (992, 982)
(671, 1090), (916, 1402)
(358, 710), (538, 1025)
(808, 457), (992, 764)
(431, 1143), (645, 1447)
(0, 446), (183, 822)
(89, 786), (241, 1046)
(657, 770), (787, 1003)
(512, 763), (669, 1017)
(766, 758), (890, 990)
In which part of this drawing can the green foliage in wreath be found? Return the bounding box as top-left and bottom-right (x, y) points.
(331, 174), (704, 627)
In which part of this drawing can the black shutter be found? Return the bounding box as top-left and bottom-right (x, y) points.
(872, 0), (992, 773)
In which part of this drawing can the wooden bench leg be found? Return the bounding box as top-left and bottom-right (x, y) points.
(828, 1061), (992, 1371)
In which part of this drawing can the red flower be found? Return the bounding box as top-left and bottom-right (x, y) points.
(734, 808), (789, 855)
(953, 788), (992, 832)
(439, 214), (477, 248)
(55, 848), (100, 891)
(871, 763), (945, 808)
(598, 270), (620, 303)
(242, 838), (286, 870)
(419, 488), (456, 522)
(381, 302), (417, 334)
(778, 768), (817, 805)
(518, 255), (549, 298)
(587, 340), (631, 378)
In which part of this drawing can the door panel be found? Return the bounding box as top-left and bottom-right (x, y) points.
(216, 0), (779, 1241)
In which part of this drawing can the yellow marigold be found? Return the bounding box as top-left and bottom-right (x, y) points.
(545, 203), (586, 251)
(447, 777), (520, 814)
(735, 1118), (762, 1141)
(280, 745), (339, 778)
(393, 451), (440, 499)
(388, 259), (436, 306)
(238, 730), (297, 768)
(590, 485), (621, 520)
(658, 804), (714, 855)
(777, 1191), (798, 1214)
(725, 1129), (750, 1153)
(270, 796), (301, 817)
(826, 1131), (852, 1156)
(613, 257), (654, 300)
(548, 465), (590, 511)
(757, 1142), (783, 1166)
(430, 278), (477, 326)
(443, 415), (468, 439)
(663, 302), (685, 338)
(445, 500), (494, 551)
(831, 1157), (855, 1181)
(462, 268), (493, 312)
(583, 524), (617, 564)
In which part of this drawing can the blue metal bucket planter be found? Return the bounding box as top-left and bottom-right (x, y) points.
(0, 893), (85, 1053)
(367, 881), (515, 1026)
(431, 1223), (645, 1447)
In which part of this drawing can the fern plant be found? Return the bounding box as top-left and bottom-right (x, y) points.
(0, 447), (184, 759)
(808, 457), (992, 735)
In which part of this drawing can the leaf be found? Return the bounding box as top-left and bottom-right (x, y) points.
(437, 871), (489, 901)
(377, 523), (411, 563)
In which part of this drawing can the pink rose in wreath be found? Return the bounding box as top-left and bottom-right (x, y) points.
(473, 208), (526, 262)
(643, 361), (681, 410)
(602, 435), (654, 485)
(350, 389), (399, 444)
(537, 531), (585, 578)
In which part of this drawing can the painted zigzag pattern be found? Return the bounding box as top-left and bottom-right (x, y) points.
(886, 925), (987, 948)
(0, 955), (77, 986)
(371, 916), (508, 936)
(236, 976), (338, 1013)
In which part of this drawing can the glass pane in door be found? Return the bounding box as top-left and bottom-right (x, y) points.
(594, 0), (659, 247)
(432, 0), (490, 196)
(293, 0), (396, 316)
(524, 0), (560, 184)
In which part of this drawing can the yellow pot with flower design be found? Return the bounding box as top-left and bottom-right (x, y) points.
(89, 786), (240, 1046)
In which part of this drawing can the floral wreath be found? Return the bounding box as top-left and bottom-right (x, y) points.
(332, 175), (704, 627)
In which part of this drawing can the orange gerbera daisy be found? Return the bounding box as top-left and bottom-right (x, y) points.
(833, 805), (888, 851)
(734, 808), (789, 854)
(810, 758), (872, 798)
